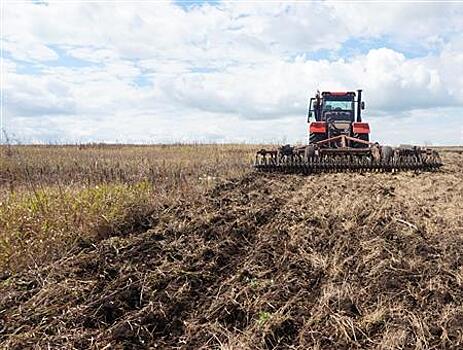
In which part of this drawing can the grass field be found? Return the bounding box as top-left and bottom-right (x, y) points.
(1, 145), (462, 349)
(0, 144), (256, 272)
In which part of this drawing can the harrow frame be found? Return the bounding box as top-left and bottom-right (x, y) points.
(255, 135), (442, 174)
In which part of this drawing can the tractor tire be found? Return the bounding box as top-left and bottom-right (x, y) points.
(353, 133), (369, 148)
(309, 133), (326, 145)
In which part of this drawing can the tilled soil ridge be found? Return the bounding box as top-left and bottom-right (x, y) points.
(1, 152), (463, 349)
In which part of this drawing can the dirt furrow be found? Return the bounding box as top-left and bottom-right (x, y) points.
(0, 173), (306, 349)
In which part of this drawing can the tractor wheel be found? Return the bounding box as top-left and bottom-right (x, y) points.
(353, 133), (369, 148)
(309, 132), (326, 145)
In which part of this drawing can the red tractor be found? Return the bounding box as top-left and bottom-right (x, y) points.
(255, 89), (442, 173)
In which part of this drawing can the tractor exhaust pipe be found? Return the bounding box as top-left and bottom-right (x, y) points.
(357, 89), (362, 122)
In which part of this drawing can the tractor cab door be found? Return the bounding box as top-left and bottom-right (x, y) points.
(307, 95), (322, 122)
(307, 98), (315, 122)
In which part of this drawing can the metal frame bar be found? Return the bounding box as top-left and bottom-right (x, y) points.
(314, 134), (373, 148)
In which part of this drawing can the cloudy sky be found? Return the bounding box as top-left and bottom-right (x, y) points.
(2, 0), (463, 145)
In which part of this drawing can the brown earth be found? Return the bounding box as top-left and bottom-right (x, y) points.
(1, 151), (462, 349)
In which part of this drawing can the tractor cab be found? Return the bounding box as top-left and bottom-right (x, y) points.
(308, 91), (360, 122)
(321, 92), (355, 122)
(307, 90), (369, 146)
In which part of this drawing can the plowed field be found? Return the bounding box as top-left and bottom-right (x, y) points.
(1, 150), (462, 349)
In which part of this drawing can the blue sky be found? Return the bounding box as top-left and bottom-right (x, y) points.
(2, 1), (463, 145)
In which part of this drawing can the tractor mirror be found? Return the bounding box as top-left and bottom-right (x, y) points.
(361, 101), (365, 110)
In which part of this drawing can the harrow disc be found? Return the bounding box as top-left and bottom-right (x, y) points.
(254, 146), (442, 174)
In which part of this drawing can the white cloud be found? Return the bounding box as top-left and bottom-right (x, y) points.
(2, 1), (463, 145)
(4, 37), (58, 62)
(329, 2), (463, 42)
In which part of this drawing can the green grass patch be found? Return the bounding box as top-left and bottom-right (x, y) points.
(0, 181), (154, 272)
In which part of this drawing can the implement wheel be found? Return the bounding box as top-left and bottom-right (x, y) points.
(304, 145), (316, 161)
(381, 146), (393, 163)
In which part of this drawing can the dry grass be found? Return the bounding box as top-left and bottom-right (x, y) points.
(0, 145), (462, 349)
(0, 144), (257, 272)
(0, 144), (256, 188)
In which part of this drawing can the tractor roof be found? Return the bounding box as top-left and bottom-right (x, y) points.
(322, 91), (356, 96)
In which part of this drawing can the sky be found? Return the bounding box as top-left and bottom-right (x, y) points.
(1, 0), (463, 145)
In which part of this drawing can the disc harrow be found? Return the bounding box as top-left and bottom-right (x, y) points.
(254, 145), (442, 174)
